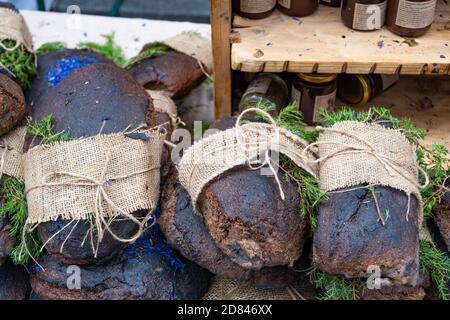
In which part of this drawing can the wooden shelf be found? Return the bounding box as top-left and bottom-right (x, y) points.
(231, 1), (450, 75)
(357, 76), (450, 149)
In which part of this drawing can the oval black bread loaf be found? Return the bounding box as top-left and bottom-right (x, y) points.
(434, 181), (450, 252)
(313, 183), (420, 286)
(159, 164), (299, 288)
(25, 49), (112, 111)
(127, 50), (205, 99)
(181, 116), (309, 270)
(0, 260), (30, 300)
(362, 271), (430, 300)
(312, 120), (421, 286)
(30, 234), (211, 300)
(0, 217), (16, 266)
(26, 58), (168, 265)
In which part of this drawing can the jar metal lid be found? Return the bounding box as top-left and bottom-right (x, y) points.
(297, 73), (338, 84)
(338, 74), (371, 108)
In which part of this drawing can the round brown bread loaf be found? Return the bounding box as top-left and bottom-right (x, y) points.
(0, 73), (26, 136)
(27, 61), (168, 265)
(127, 50), (205, 99)
(159, 165), (299, 288)
(30, 237), (211, 300)
(188, 117), (309, 270)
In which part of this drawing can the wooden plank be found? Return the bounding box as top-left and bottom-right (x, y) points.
(346, 76), (450, 149)
(232, 2), (450, 75)
(211, 0), (233, 118)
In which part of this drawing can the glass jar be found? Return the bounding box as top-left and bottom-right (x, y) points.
(239, 73), (289, 118)
(387, 0), (437, 37)
(233, 0), (277, 19)
(277, 0), (319, 17)
(321, 0), (342, 7)
(337, 74), (399, 108)
(291, 73), (337, 125)
(341, 0), (388, 31)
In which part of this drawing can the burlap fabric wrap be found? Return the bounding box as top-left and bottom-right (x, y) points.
(178, 110), (318, 210)
(313, 120), (423, 222)
(0, 126), (27, 180)
(128, 32), (213, 74)
(202, 277), (303, 300)
(0, 7), (35, 76)
(23, 128), (166, 244)
(147, 90), (178, 126)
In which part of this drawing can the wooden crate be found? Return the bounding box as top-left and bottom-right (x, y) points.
(211, 1), (450, 148)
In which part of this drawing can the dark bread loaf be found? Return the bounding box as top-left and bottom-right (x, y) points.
(25, 49), (112, 111)
(313, 186), (420, 285)
(188, 117), (308, 270)
(0, 260), (30, 300)
(0, 73), (26, 135)
(128, 50), (205, 99)
(30, 238), (211, 300)
(159, 165), (298, 288)
(199, 167), (307, 270)
(362, 271), (429, 300)
(434, 182), (450, 252)
(0, 216), (16, 267)
(27, 60), (166, 265)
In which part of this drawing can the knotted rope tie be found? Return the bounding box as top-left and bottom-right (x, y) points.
(25, 152), (160, 257)
(235, 107), (285, 200)
(303, 125), (430, 221)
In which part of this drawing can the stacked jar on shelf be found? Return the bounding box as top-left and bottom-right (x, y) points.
(233, 0), (439, 123)
(233, 0), (438, 37)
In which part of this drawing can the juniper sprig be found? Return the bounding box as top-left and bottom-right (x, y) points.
(78, 33), (126, 66)
(124, 43), (170, 69)
(36, 41), (67, 55)
(0, 39), (36, 88)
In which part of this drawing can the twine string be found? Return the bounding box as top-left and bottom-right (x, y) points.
(235, 107), (285, 200)
(26, 150), (160, 257)
(305, 125), (430, 223)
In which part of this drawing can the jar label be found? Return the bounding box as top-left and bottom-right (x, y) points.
(395, 0), (436, 29)
(313, 89), (336, 122)
(246, 76), (272, 96)
(240, 0), (276, 14)
(380, 74), (399, 91)
(277, 0), (291, 9)
(352, 1), (387, 31)
(322, 0), (332, 3)
(291, 85), (302, 110)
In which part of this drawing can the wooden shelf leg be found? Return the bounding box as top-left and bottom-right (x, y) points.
(211, 0), (232, 118)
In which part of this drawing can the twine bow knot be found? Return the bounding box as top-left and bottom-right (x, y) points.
(25, 151), (159, 257)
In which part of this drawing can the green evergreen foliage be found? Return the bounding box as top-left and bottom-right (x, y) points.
(124, 43), (170, 69)
(420, 240), (450, 300)
(0, 39), (36, 88)
(314, 271), (364, 300)
(0, 115), (73, 265)
(78, 33), (126, 66)
(36, 41), (67, 55)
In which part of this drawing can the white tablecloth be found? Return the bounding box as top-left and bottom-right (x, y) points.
(22, 10), (211, 58)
